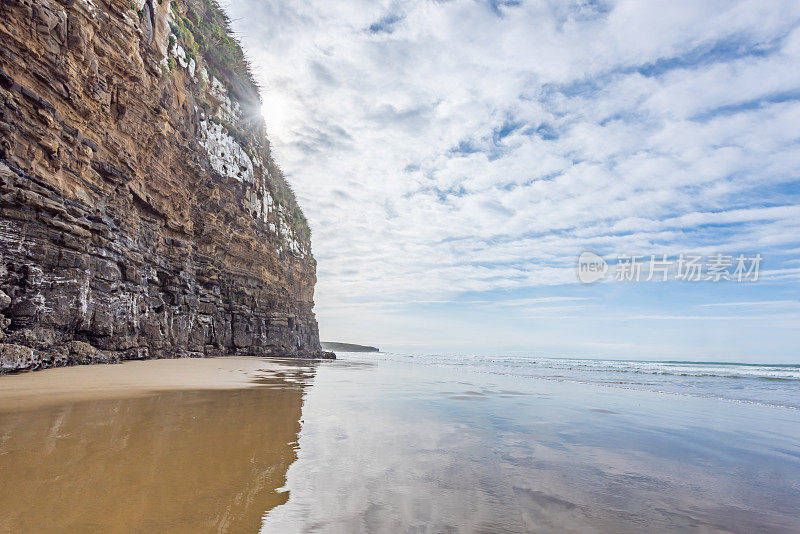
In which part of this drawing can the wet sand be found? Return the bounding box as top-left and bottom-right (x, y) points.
(2, 354), (800, 533)
(0, 357), (316, 533)
(266, 354), (800, 533)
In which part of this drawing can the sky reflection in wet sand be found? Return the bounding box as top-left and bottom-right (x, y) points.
(265, 353), (800, 533)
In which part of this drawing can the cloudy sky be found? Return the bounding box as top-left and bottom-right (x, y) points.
(221, 0), (800, 362)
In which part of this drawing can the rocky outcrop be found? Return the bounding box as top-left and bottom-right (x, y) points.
(0, 0), (331, 372)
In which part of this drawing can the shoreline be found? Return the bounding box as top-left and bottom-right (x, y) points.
(0, 356), (313, 413)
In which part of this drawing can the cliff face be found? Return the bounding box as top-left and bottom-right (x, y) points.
(0, 0), (329, 372)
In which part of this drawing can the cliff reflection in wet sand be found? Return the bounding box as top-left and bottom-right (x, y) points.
(0, 358), (315, 533)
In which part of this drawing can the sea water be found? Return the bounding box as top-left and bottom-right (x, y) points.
(371, 353), (800, 409)
(264, 352), (800, 533)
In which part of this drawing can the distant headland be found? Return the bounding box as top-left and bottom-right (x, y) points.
(321, 342), (379, 353)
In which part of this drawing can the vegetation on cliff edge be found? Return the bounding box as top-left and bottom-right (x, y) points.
(170, 0), (311, 245)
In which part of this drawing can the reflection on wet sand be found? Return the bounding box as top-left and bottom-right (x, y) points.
(0, 359), (315, 533)
(4, 355), (800, 533)
(264, 355), (800, 533)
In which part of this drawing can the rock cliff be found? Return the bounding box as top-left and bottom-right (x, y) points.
(0, 0), (330, 372)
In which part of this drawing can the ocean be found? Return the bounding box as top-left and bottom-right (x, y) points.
(368, 353), (800, 410)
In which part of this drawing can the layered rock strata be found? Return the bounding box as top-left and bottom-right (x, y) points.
(0, 0), (330, 371)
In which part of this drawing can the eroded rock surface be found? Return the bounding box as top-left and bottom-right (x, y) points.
(0, 0), (330, 371)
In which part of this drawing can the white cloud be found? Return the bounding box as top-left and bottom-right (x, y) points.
(219, 0), (800, 350)
(698, 300), (800, 308)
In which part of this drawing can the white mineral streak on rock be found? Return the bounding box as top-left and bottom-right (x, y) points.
(248, 190), (260, 219)
(156, 2), (174, 58)
(79, 277), (90, 319)
(199, 120), (254, 184)
(246, 180), (276, 224)
(74, 0), (96, 17)
(166, 34), (197, 78)
(209, 77), (241, 123)
(210, 77), (226, 99)
(262, 189), (274, 223)
(172, 44), (188, 68)
(267, 205), (305, 257)
(252, 154), (264, 170)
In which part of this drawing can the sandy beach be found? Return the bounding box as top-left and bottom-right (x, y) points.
(2, 353), (800, 533)
(0, 357), (317, 533)
(0, 357), (304, 412)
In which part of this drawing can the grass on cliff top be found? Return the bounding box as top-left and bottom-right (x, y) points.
(171, 0), (311, 245)
(172, 0), (259, 106)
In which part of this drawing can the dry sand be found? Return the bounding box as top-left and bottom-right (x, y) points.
(0, 356), (295, 412)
